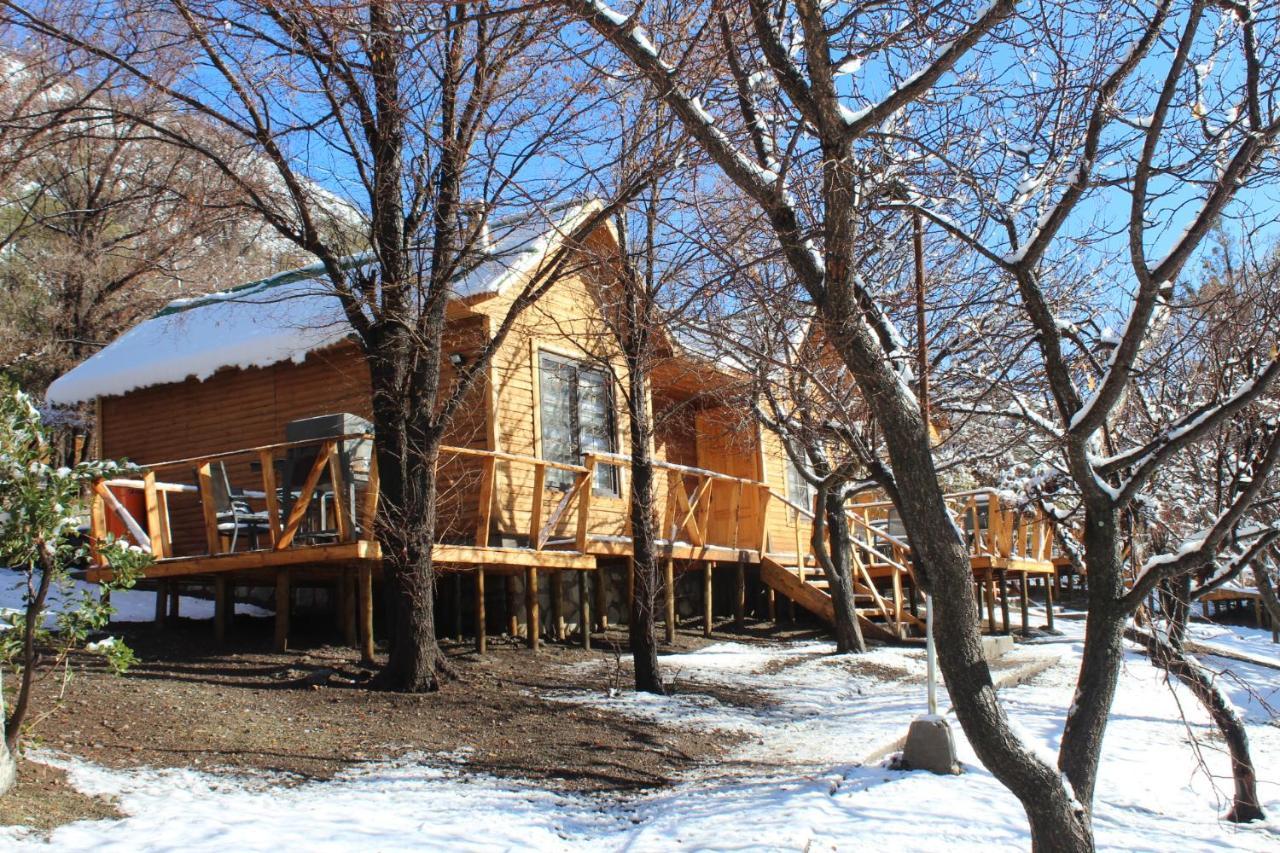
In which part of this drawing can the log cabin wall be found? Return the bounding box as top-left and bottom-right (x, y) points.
(99, 316), (490, 556)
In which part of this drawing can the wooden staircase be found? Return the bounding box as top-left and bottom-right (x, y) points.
(758, 550), (925, 641)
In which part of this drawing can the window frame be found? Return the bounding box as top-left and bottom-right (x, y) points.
(535, 350), (620, 497)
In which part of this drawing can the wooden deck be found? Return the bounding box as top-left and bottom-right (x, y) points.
(86, 436), (1062, 649)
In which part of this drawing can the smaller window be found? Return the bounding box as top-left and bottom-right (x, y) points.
(538, 353), (619, 496)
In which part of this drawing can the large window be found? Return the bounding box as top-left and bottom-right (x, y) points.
(538, 353), (618, 495)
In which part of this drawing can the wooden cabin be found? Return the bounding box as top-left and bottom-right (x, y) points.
(49, 201), (1058, 653)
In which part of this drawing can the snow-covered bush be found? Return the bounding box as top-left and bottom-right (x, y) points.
(0, 381), (150, 762)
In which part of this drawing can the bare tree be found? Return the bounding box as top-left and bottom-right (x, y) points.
(8, 0), (627, 690)
(558, 2), (1112, 846)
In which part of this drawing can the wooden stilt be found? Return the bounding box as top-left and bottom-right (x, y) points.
(703, 562), (713, 638)
(475, 568), (487, 655)
(214, 575), (229, 645)
(1019, 572), (1030, 633)
(358, 565), (375, 664)
(506, 575), (519, 638)
(274, 569), (291, 652)
(1044, 574), (1056, 632)
(578, 571), (591, 650)
(594, 563), (608, 632)
(454, 572), (464, 644)
(767, 588), (776, 622)
(664, 559), (676, 644)
(998, 569), (1011, 634)
(984, 573), (997, 632)
(551, 570), (565, 642)
(626, 556), (635, 615)
(734, 561), (746, 629)
(168, 583), (180, 620)
(341, 572), (357, 648)
(154, 581), (167, 627)
(526, 568), (540, 651)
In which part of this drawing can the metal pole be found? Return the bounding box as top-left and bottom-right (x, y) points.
(926, 592), (938, 716)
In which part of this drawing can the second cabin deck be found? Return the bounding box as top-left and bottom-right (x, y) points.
(86, 431), (1062, 647)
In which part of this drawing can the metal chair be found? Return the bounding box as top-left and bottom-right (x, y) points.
(197, 462), (272, 551)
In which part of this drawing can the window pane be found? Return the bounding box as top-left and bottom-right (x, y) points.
(539, 356), (577, 489)
(577, 367), (617, 494)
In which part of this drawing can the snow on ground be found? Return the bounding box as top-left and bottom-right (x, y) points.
(0, 572), (272, 627)
(4, 612), (1279, 851)
(1182, 618), (1280, 668)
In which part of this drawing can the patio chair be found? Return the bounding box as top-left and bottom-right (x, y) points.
(196, 461), (273, 551)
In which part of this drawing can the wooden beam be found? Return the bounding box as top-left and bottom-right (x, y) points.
(526, 568), (540, 651)
(528, 463), (546, 550)
(328, 450), (352, 543)
(361, 454), (380, 535)
(575, 458), (596, 552)
(275, 569), (291, 652)
(276, 440), (336, 551)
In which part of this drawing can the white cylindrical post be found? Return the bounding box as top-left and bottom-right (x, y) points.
(925, 592), (937, 716)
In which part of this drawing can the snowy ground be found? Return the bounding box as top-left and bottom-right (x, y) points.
(3, 609), (1279, 851)
(0, 574), (272, 628)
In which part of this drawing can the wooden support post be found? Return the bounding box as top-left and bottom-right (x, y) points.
(274, 569), (291, 652)
(196, 462), (222, 556)
(578, 571), (591, 650)
(168, 584), (180, 620)
(998, 569), (1011, 634)
(341, 572), (357, 649)
(475, 568), (487, 655)
(259, 449), (281, 546)
(551, 570), (565, 642)
(506, 575), (519, 638)
(1019, 572), (1030, 633)
(734, 560), (746, 629)
(703, 562), (713, 638)
(358, 565), (375, 664)
(1044, 574), (1056, 632)
(664, 559), (676, 644)
(454, 572), (464, 643)
(767, 588), (776, 622)
(214, 575), (229, 645)
(154, 581), (167, 627)
(984, 573), (997, 632)
(526, 568), (540, 651)
(594, 563), (608, 632)
(626, 556), (635, 614)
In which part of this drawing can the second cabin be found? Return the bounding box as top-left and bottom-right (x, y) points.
(48, 201), (1056, 652)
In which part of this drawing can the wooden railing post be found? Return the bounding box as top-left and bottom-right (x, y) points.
(196, 462), (222, 556)
(89, 479), (106, 566)
(575, 455), (596, 553)
(361, 454), (380, 537)
(475, 455), (496, 547)
(143, 471), (165, 559)
(528, 462), (546, 550)
(259, 449), (281, 547)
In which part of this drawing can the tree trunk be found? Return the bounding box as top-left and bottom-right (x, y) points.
(1058, 503), (1127, 809)
(818, 490), (866, 654)
(850, 360), (1093, 850)
(368, 348), (449, 692)
(0, 669), (15, 797)
(627, 366), (664, 694)
(1125, 626), (1264, 822)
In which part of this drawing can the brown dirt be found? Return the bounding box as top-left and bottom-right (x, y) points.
(9, 614), (819, 812)
(1, 761), (121, 832)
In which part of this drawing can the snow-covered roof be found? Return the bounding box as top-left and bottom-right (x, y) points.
(46, 201), (603, 405)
